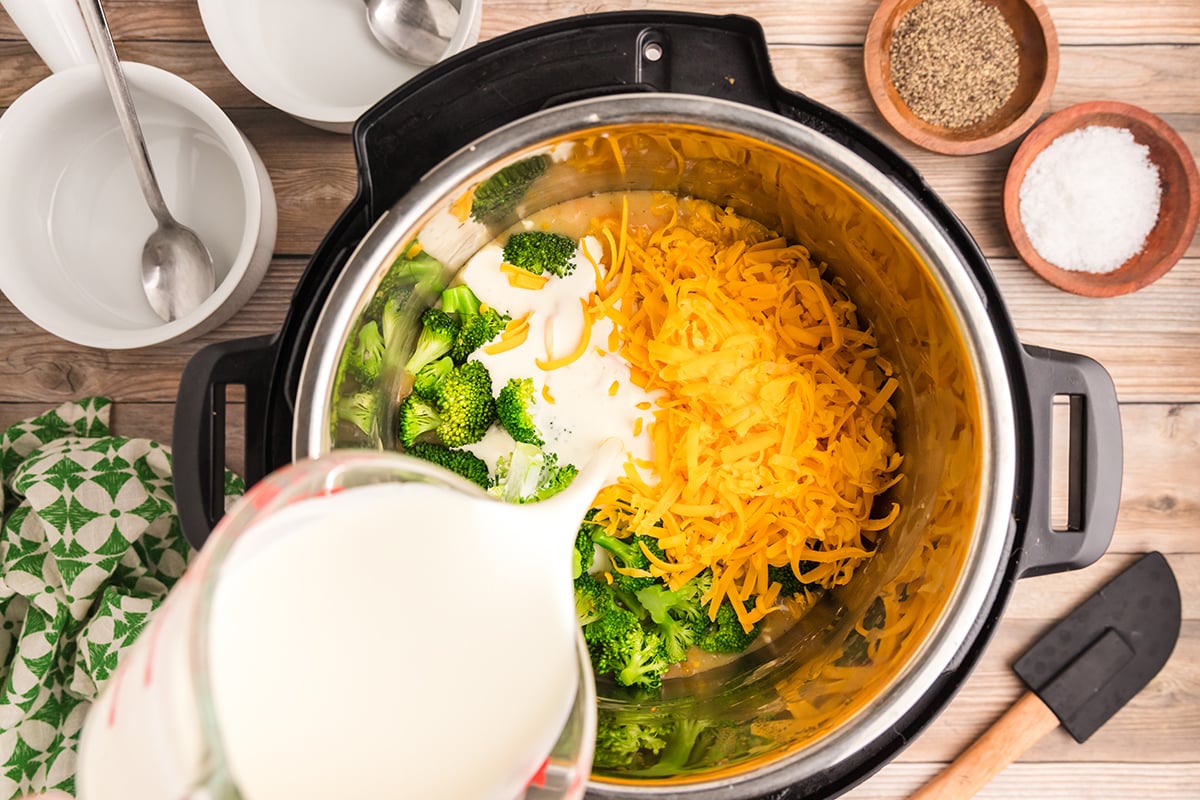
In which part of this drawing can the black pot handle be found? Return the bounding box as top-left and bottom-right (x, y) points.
(1017, 345), (1122, 578)
(352, 12), (783, 219)
(172, 334), (277, 550)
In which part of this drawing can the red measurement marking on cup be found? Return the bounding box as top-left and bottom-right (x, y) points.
(567, 769), (586, 797)
(106, 665), (125, 727)
(143, 612), (165, 686)
(245, 480), (283, 510)
(527, 757), (550, 788)
(144, 572), (189, 686)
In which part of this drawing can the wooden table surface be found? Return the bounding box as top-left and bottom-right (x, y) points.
(0, 1), (1196, 798)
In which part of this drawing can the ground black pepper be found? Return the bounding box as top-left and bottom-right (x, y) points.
(889, 0), (1020, 129)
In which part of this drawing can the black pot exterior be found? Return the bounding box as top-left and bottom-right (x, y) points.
(172, 12), (1119, 799)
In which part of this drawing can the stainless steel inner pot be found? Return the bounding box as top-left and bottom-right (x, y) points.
(294, 94), (1017, 798)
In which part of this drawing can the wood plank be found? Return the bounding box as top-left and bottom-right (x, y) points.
(769, 43), (1200, 116)
(846, 762), (1200, 799)
(3, 1), (1199, 50)
(0, 1), (208, 42)
(226, 111), (358, 255)
(5, 38), (1199, 117)
(1102, 404), (1200, 554)
(1016, 402), (1199, 555)
(0, 40), (257, 107)
(0, 259), (303, 403)
(1006, 552), (1199, 621)
(478, 0), (1200, 46)
(890, 620), (1200, 764)
(994, 257), (1200, 403)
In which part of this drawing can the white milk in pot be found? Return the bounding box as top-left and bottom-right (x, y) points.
(76, 443), (617, 800)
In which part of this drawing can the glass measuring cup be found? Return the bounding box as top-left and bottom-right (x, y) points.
(76, 450), (596, 800)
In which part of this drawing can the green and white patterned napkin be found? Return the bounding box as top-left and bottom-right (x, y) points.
(0, 398), (242, 798)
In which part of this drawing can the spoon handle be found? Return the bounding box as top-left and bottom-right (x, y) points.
(75, 0), (174, 227)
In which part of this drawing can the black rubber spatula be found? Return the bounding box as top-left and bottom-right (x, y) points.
(910, 551), (1182, 800)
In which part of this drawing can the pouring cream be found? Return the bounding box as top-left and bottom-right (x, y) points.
(77, 441), (619, 800)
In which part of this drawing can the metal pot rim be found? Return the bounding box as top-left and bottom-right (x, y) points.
(294, 93), (1018, 796)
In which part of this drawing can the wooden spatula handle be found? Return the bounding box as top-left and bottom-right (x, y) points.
(909, 690), (1061, 800)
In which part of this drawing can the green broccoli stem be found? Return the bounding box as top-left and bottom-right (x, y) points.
(594, 533), (642, 568)
(440, 285), (481, 317)
(403, 308), (458, 376)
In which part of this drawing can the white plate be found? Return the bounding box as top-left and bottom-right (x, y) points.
(199, 0), (483, 133)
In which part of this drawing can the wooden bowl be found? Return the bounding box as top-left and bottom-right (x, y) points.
(864, 0), (1059, 156)
(1003, 101), (1200, 297)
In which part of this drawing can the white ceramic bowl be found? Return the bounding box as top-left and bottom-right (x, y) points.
(0, 62), (277, 349)
(198, 0), (483, 133)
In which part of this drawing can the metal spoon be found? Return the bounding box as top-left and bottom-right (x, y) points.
(76, 0), (215, 323)
(364, 0), (459, 66)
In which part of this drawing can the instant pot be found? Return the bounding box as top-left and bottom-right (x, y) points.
(173, 13), (1121, 799)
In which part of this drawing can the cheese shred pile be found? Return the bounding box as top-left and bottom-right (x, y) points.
(585, 196), (903, 631)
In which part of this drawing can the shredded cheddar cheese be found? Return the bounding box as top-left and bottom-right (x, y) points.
(542, 385), (556, 404)
(535, 298), (594, 371)
(586, 196), (901, 631)
(481, 313), (532, 355)
(500, 261), (551, 290)
(450, 190), (473, 223)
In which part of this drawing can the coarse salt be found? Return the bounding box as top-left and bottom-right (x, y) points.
(1018, 125), (1161, 273)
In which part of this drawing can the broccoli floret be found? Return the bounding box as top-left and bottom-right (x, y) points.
(403, 441), (490, 489)
(635, 581), (706, 627)
(581, 580), (667, 690)
(412, 356), (453, 400)
(495, 377), (543, 446)
(489, 441), (544, 502)
(593, 713), (720, 776)
(367, 248), (446, 319)
(535, 457), (577, 501)
(488, 442), (578, 504)
(378, 294), (408, 346)
(574, 572), (615, 627)
(336, 391), (376, 436)
(580, 569), (685, 689)
(397, 360), (495, 448)
(502, 231), (578, 277)
(654, 612), (696, 663)
(403, 308), (459, 376)
(346, 321), (386, 384)
(572, 510), (599, 580)
(635, 580), (709, 664)
(613, 626), (670, 691)
(584, 600), (640, 652)
(695, 601), (760, 655)
(430, 360), (495, 446)
(440, 285), (482, 317)
(637, 719), (715, 777)
(594, 533), (660, 593)
(767, 561), (817, 597)
(451, 310), (509, 363)
(593, 713), (670, 770)
(397, 393), (441, 447)
(470, 156), (549, 223)
(696, 721), (771, 768)
(439, 285), (510, 363)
